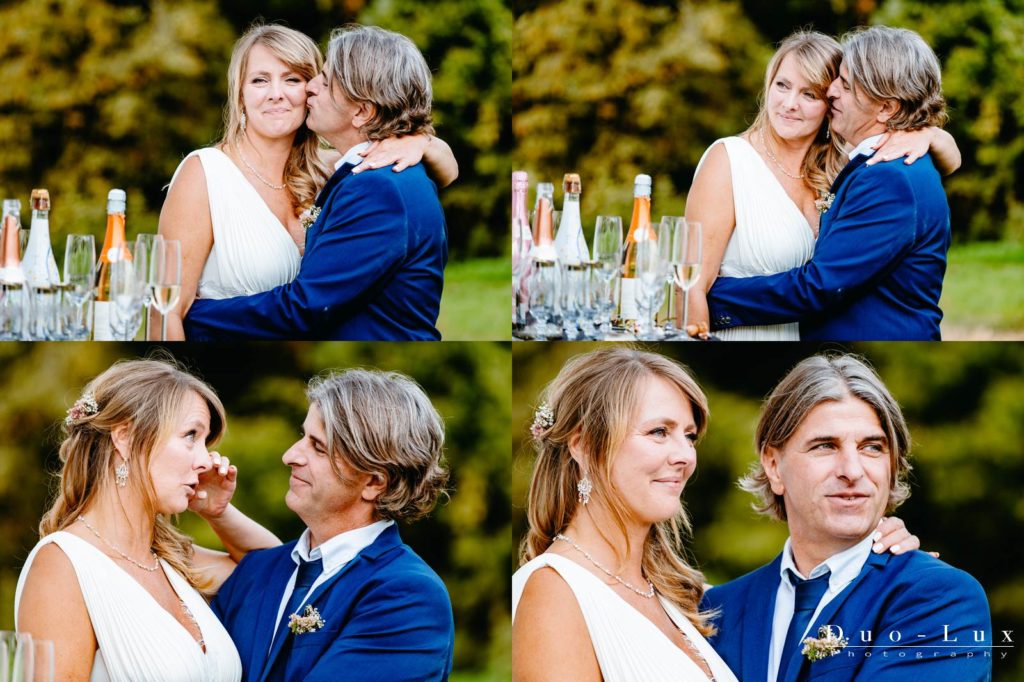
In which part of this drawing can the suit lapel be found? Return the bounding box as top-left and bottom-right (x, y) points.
(258, 525), (404, 682)
(744, 554), (784, 682)
(819, 154), (869, 236)
(250, 550), (300, 680)
(314, 162), (357, 209)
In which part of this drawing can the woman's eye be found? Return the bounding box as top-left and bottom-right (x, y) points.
(648, 427), (668, 438)
(685, 432), (698, 443)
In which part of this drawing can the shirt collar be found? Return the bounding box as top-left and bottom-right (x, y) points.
(779, 533), (875, 592)
(291, 519), (394, 574)
(847, 134), (886, 160)
(336, 141), (372, 170)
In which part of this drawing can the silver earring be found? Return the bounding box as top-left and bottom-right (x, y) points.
(115, 460), (128, 488)
(825, 124), (831, 141)
(240, 111), (247, 131)
(577, 475), (592, 505)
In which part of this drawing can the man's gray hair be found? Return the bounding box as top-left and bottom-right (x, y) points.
(324, 24), (434, 140)
(307, 368), (448, 521)
(841, 25), (947, 130)
(739, 353), (913, 521)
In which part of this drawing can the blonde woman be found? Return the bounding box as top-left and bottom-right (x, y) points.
(15, 359), (280, 681)
(685, 30), (960, 340)
(159, 24), (458, 340)
(512, 347), (921, 681)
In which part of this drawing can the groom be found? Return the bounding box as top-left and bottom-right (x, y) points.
(185, 25), (448, 340)
(707, 26), (951, 340)
(213, 369), (454, 681)
(702, 354), (991, 681)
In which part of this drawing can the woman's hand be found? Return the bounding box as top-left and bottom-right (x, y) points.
(190, 452), (237, 519)
(867, 129), (934, 167)
(352, 134), (431, 174)
(872, 516), (939, 558)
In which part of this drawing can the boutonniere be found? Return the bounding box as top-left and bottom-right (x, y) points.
(815, 192), (836, 215)
(288, 605), (325, 635)
(802, 625), (848, 661)
(300, 205), (322, 231)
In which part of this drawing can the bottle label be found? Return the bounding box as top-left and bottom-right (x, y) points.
(93, 301), (114, 341)
(619, 277), (639, 322)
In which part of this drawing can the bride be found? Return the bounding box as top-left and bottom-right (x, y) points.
(512, 347), (920, 681)
(157, 24), (458, 340)
(15, 358), (280, 680)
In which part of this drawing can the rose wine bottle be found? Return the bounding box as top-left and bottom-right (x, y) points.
(93, 188), (129, 341)
(21, 189), (59, 287)
(531, 182), (557, 262)
(618, 174), (654, 326)
(512, 171), (531, 326)
(0, 199), (26, 284)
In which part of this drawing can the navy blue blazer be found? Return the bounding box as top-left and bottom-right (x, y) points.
(702, 549), (992, 681)
(184, 162), (448, 340)
(707, 152), (951, 340)
(212, 524), (455, 682)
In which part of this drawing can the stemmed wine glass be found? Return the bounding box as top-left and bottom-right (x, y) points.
(671, 219), (703, 337)
(134, 233), (159, 339)
(63, 234), (96, 340)
(149, 239), (182, 341)
(0, 630), (49, 682)
(524, 259), (560, 339)
(109, 244), (144, 341)
(634, 236), (668, 340)
(590, 216), (623, 338)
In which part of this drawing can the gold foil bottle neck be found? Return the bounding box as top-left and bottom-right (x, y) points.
(563, 173), (581, 194)
(30, 189), (50, 212)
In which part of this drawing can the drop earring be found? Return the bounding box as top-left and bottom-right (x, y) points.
(577, 474), (593, 505)
(115, 459), (128, 488)
(240, 111), (247, 132)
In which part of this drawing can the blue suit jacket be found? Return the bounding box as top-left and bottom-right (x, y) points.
(212, 524), (455, 682)
(184, 162), (448, 340)
(707, 152), (951, 340)
(701, 549), (992, 681)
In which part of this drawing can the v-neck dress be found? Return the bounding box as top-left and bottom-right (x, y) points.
(696, 136), (816, 340)
(15, 531), (242, 682)
(169, 147), (301, 300)
(512, 553), (737, 681)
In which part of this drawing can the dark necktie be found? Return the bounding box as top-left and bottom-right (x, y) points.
(779, 569), (831, 681)
(277, 557), (323, 637)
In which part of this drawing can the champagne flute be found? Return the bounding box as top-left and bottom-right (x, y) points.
(109, 247), (144, 341)
(149, 239), (182, 341)
(634, 238), (665, 340)
(0, 631), (33, 682)
(63, 234), (96, 340)
(590, 216), (623, 337)
(30, 640), (53, 682)
(525, 259), (560, 339)
(672, 219), (703, 337)
(134, 233), (159, 339)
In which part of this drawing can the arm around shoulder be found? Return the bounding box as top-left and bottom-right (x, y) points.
(513, 567), (601, 682)
(18, 543), (96, 681)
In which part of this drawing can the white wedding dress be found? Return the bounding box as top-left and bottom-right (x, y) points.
(512, 554), (737, 681)
(696, 136), (816, 340)
(169, 147), (301, 300)
(15, 532), (242, 682)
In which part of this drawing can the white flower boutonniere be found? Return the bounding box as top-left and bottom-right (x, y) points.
(802, 625), (848, 662)
(300, 205), (322, 231)
(288, 605), (325, 635)
(815, 192), (836, 215)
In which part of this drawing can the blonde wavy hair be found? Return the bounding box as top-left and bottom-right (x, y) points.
(222, 24), (332, 215)
(520, 346), (715, 636)
(748, 30), (848, 197)
(40, 358), (226, 592)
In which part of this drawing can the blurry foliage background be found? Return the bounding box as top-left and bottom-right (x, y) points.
(0, 0), (511, 260)
(513, 342), (1024, 680)
(0, 342), (511, 680)
(514, 0), (1024, 242)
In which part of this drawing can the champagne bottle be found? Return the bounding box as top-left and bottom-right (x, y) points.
(531, 182), (557, 262)
(0, 199), (26, 284)
(22, 189), (59, 286)
(553, 173), (589, 266)
(618, 174), (654, 325)
(93, 189), (129, 341)
(512, 171), (531, 326)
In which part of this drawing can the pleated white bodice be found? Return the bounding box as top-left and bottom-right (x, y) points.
(15, 531), (241, 682)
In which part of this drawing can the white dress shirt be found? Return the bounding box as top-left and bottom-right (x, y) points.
(269, 519), (393, 649)
(336, 141), (371, 171)
(766, 533), (875, 682)
(847, 134), (885, 161)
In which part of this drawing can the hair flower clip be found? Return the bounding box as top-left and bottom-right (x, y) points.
(530, 403), (554, 441)
(288, 604), (325, 635)
(65, 393), (99, 426)
(802, 625), (848, 662)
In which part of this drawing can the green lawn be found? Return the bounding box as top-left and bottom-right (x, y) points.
(940, 241), (1024, 339)
(438, 257), (510, 340)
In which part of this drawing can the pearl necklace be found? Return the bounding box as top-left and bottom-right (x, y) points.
(555, 533), (655, 599)
(234, 141), (287, 190)
(759, 128), (805, 180)
(77, 515), (160, 572)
